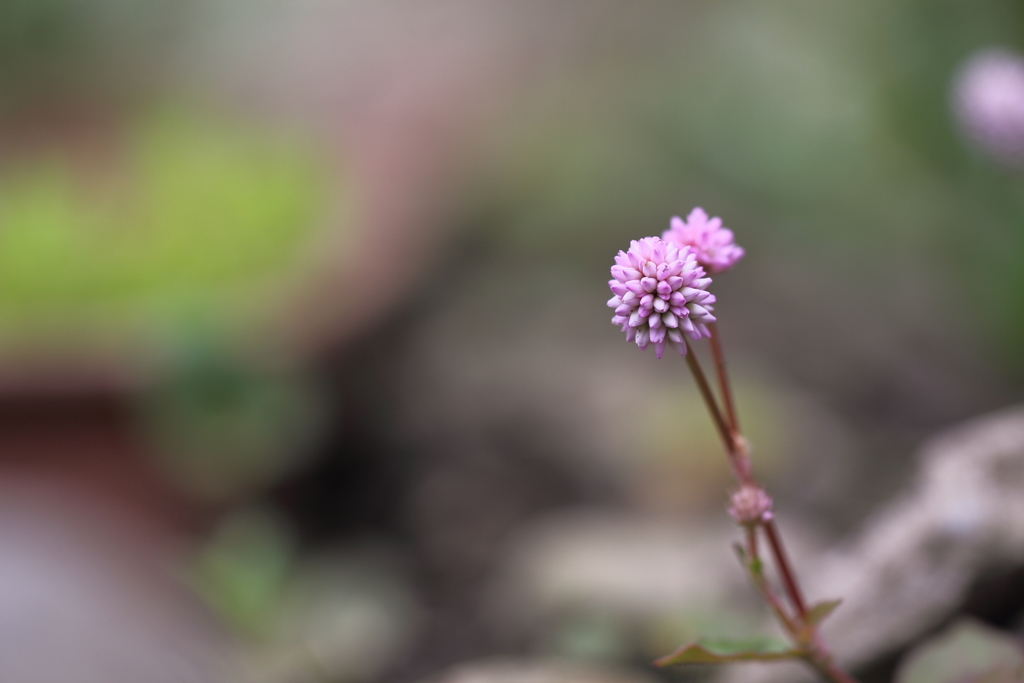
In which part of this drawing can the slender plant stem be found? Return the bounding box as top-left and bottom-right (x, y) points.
(708, 322), (739, 434)
(743, 526), (798, 638)
(744, 523), (857, 683)
(764, 519), (808, 619)
(681, 335), (859, 683)
(683, 342), (734, 453)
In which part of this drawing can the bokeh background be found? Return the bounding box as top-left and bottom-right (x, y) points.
(2, 1), (1024, 682)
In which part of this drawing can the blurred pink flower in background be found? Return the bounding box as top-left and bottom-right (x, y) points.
(662, 207), (744, 274)
(608, 237), (715, 358)
(951, 48), (1024, 167)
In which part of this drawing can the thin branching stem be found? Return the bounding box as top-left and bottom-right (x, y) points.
(743, 526), (799, 638)
(683, 341), (751, 482)
(708, 322), (739, 434)
(683, 341), (733, 451)
(682, 335), (859, 683)
(764, 519), (808, 619)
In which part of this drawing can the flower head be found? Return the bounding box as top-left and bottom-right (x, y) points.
(728, 485), (773, 526)
(607, 237), (716, 358)
(952, 48), (1024, 167)
(662, 207), (744, 274)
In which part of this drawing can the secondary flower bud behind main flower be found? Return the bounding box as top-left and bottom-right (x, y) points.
(663, 207), (744, 274)
(608, 237), (715, 358)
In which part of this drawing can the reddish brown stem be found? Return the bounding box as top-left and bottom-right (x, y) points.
(764, 519), (808, 619)
(683, 342), (735, 454)
(743, 526), (798, 638)
(708, 322), (739, 434)
(683, 337), (858, 682)
(683, 343), (753, 483)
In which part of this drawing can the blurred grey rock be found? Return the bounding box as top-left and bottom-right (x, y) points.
(419, 657), (660, 683)
(261, 549), (421, 683)
(894, 619), (1024, 683)
(721, 403), (1024, 683)
(485, 510), (832, 664)
(0, 482), (233, 683)
(489, 511), (739, 628)
(194, 509), (420, 683)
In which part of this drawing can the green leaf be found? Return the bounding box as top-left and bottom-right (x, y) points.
(732, 543), (763, 574)
(805, 599), (842, 627)
(655, 638), (804, 666)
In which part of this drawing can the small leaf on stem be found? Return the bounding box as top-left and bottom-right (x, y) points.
(805, 599), (843, 627)
(655, 638), (804, 666)
(732, 542), (762, 575)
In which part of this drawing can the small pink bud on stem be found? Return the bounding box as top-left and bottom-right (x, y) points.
(729, 485), (773, 526)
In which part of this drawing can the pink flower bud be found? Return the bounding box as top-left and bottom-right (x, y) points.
(728, 485), (773, 526)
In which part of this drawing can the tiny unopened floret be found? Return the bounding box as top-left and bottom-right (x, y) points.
(728, 485), (773, 526)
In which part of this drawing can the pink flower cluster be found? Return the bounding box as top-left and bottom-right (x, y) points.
(608, 208), (742, 358)
(607, 237), (716, 358)
(663, 207), (744, 274)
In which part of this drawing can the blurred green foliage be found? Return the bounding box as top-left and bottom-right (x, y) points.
(193, 506), (297, 638)
(142, 341), (326, 499)
(0, 106), (330, 338)
(0, 0), (180, 95)
(473, 0), (1024, 374)
(194, 507), (421, 680)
